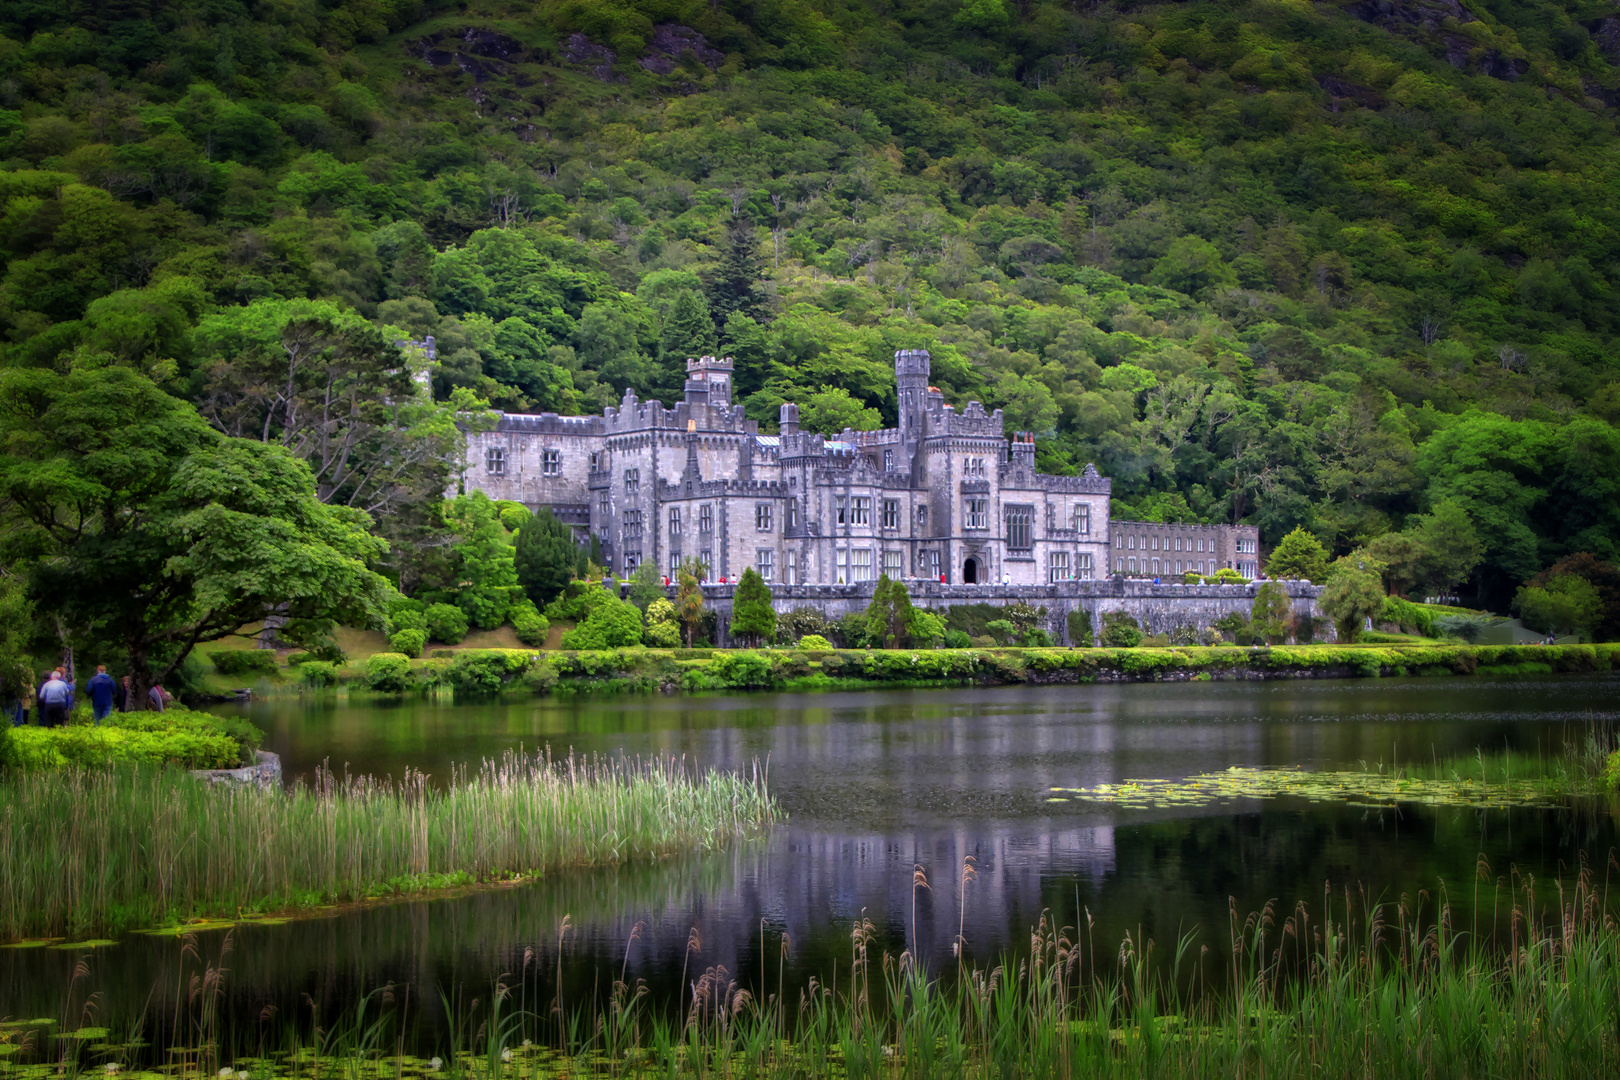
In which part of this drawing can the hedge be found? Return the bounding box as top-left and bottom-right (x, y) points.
(208, 649), (279, 677)
(5, 706), (262, 770)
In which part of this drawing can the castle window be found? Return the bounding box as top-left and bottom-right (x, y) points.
(1078, 553), (1093, 580)
(882, 549), (903, 577)
(622, 510), (643, 538)
(918, 549), (940, 580)
(965, 499), (987, 530)
(485, 447), (506, 474)
(835, 548), (847, 584)
(788, 498), (798, 530)
(589, 452), (600, 472)
(1048, 551), (1070, 583)
(851, 548), (873, 582)
(699, 504), (713, 533)
(542, 448), (561, 476)
(917, 505), (928, 526)
(1115, 557), (1124, 573)
(1114, 534), (1123, 548)
(669, 551), (681, 576)
(1152, 558), (1160, 575)
(784, 550), (798, 585)
(623, 551), (639, 572)
(850, 497), (871, 525)
(669, 508), (682, 536)
(699, 550), (712, 577)
(597, 491), (609, 517)
(1127, 535), (1136, 550)
(883, 449), (894, 471)
(882, 499), (900, 530)
(1152, 536), (1160, 551)
(1128, 557), (1137, 573)
(1074, 505), (1090, 534)
(756, 548), (774, 582)
(835, 497), (847, 526)
(1006, 506), (1033, 550)
(623, 468), (639, 494)
(755, 503), (773, 531)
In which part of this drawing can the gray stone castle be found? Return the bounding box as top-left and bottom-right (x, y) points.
(456, 350), (1313, 642)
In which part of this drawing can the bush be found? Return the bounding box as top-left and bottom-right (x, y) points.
(943, 629), (972, 649)
(388, 598), (427, 635)
(1067, 609), (1093, 646)
(560, 592), (644, 649)
(1604, 749), (1620, 793)
(300, 660), (338, 687)
(8, 706), (261, 770)
(798, 634), (832, 649)
(835, 611), (873, 649)
(425, 602), (470, 644)
(778, 607), (830, 645)
(512, 604), (550, 646)
(285, 652), (312, 666)
(209, 649), (279, 677)
(367, 652), (412, 693)
(389, 628), (425, 657)
(1434, 613), (1489, 643)
(1019, 628), (1052, 648)
(545, 580), (615, 623)
(448, 652), (507, 694)
(1099, 611), (1143, 648)
(712, 651), (775, 688)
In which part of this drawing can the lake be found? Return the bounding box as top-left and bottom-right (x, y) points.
(3, 673), (1617, 1032)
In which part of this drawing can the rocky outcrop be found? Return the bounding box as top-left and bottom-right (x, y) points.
(638, 25), (724, 75)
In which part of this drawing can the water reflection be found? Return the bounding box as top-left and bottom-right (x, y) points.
(3, 675), (1616, 1031)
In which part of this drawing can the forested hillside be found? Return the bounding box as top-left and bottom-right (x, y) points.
(3, 0), (1620, 610)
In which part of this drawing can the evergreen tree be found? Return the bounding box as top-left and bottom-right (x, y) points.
(709, 217), (770, 331)
(730, 567), (776, 647)
(1264, 527), (1329, 583)
(1250, 581), (1293, 644)
(863, 574), (916, 647)
(514, 507), (579, 607)
(1319, 555), (1386, 643)
(658, 289), (717, 367)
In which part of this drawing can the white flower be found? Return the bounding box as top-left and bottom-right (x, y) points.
(520, 1040), (531, 1048)
(219, 1069), (234, 1077)
(103, 1066), (121, 1075)
(500, 1049), (512, 1062)
(428, 1059), (443, 1071)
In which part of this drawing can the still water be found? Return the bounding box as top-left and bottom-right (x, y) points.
(3, 674), (1618, 1026)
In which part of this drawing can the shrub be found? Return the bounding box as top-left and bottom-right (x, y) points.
(512, 604), (550, 646)
(1020, 628), (1052, 647)
(778, 607), (830, 645)
(300, 661), (338, 687)
(1605, 749), (1620, 793)
(367, 652), (412, 693)
(798, 634), (832, 649)
(836, 611), (873, 648)
(545, 580), (615, 623)
(430, 649), (455, 659)
(388, 599), (427, 635)
(1434, 613), (1489, 643)
(425, 602), (470, 644)
(285, 652), (312, 666)
(943, 629), (972, 649)
(985, 619), (1017, 646)
(1099, 611), (1143, 648)
(448, 653), (506, 694)
(643, 598), (681, 647)
(1212, 568), (1248, 584)
(388, 628), (425, 657)
(560, 592), (644, 649)
(209, 649), (279, 677)
(1213, 611), (1253, 645)
(1067, 609), (1093, 647)
(712, 651), (775, 688)
(498, 504), (531, 532)
(518, 660), (559, 694)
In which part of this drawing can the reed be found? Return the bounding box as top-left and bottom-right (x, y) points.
(0, 752), (779, 941)
(12, 857), (1620, 1079)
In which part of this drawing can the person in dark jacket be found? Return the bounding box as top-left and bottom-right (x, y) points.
(87, 664), (117, 722)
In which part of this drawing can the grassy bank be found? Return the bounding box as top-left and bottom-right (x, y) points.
(293, 642), (1620, 700)
(0, 753), (778, 942)
(11, 865), (1620, 1078)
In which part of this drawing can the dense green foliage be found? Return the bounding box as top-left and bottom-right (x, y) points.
(4, 705), (261, 770)
(728, 566), (776, 646)
(3, 0), (1620, 621)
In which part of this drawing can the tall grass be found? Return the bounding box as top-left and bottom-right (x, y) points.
(14, 858), (1620, 1078)
(0, 752), (779, 941)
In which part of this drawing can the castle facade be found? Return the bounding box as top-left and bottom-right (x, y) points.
(461, 350), (1260, 587)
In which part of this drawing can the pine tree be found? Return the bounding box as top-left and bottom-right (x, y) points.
(658, 289), (717, 365)
(730, 567), (776, 647)
(515, 507), (578, 606)
(863, 574), (916, 647)
(709, 217), (770, 330)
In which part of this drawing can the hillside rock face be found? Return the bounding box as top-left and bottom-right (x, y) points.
(639, 25), (725, 74)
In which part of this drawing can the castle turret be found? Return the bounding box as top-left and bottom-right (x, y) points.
(895, 348), (930, 444)
(684, 355), (733, 408)
(779, 401), (799, 435)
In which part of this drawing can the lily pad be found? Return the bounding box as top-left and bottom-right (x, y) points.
(49, 940), (119, 950)
(1049, 766), (1579, 811)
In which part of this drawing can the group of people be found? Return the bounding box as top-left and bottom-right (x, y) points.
(10, 665), (172, 727)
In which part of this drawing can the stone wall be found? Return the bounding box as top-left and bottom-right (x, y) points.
(682, 578), (1322, 645)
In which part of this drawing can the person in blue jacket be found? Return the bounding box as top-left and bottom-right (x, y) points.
(87, 664), (117, 723)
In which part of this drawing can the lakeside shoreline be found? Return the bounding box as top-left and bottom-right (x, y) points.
(220, 642), (1620, 700)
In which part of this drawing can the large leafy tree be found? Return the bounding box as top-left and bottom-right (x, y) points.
(1264, 527), (1329, 583)
(0, 367), (391, 706)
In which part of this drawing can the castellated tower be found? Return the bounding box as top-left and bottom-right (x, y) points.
(895, 348), (931, 445)
(684, 355), (733, 408)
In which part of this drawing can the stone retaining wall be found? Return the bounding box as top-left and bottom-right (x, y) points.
(190, 750), (282, 787)
(684, 578), (1323, 645)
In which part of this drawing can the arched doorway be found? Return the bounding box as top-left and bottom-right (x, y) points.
(962, 557), (979, 584)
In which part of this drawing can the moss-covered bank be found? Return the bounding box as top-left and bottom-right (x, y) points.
(317, 642), (1620, 698)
